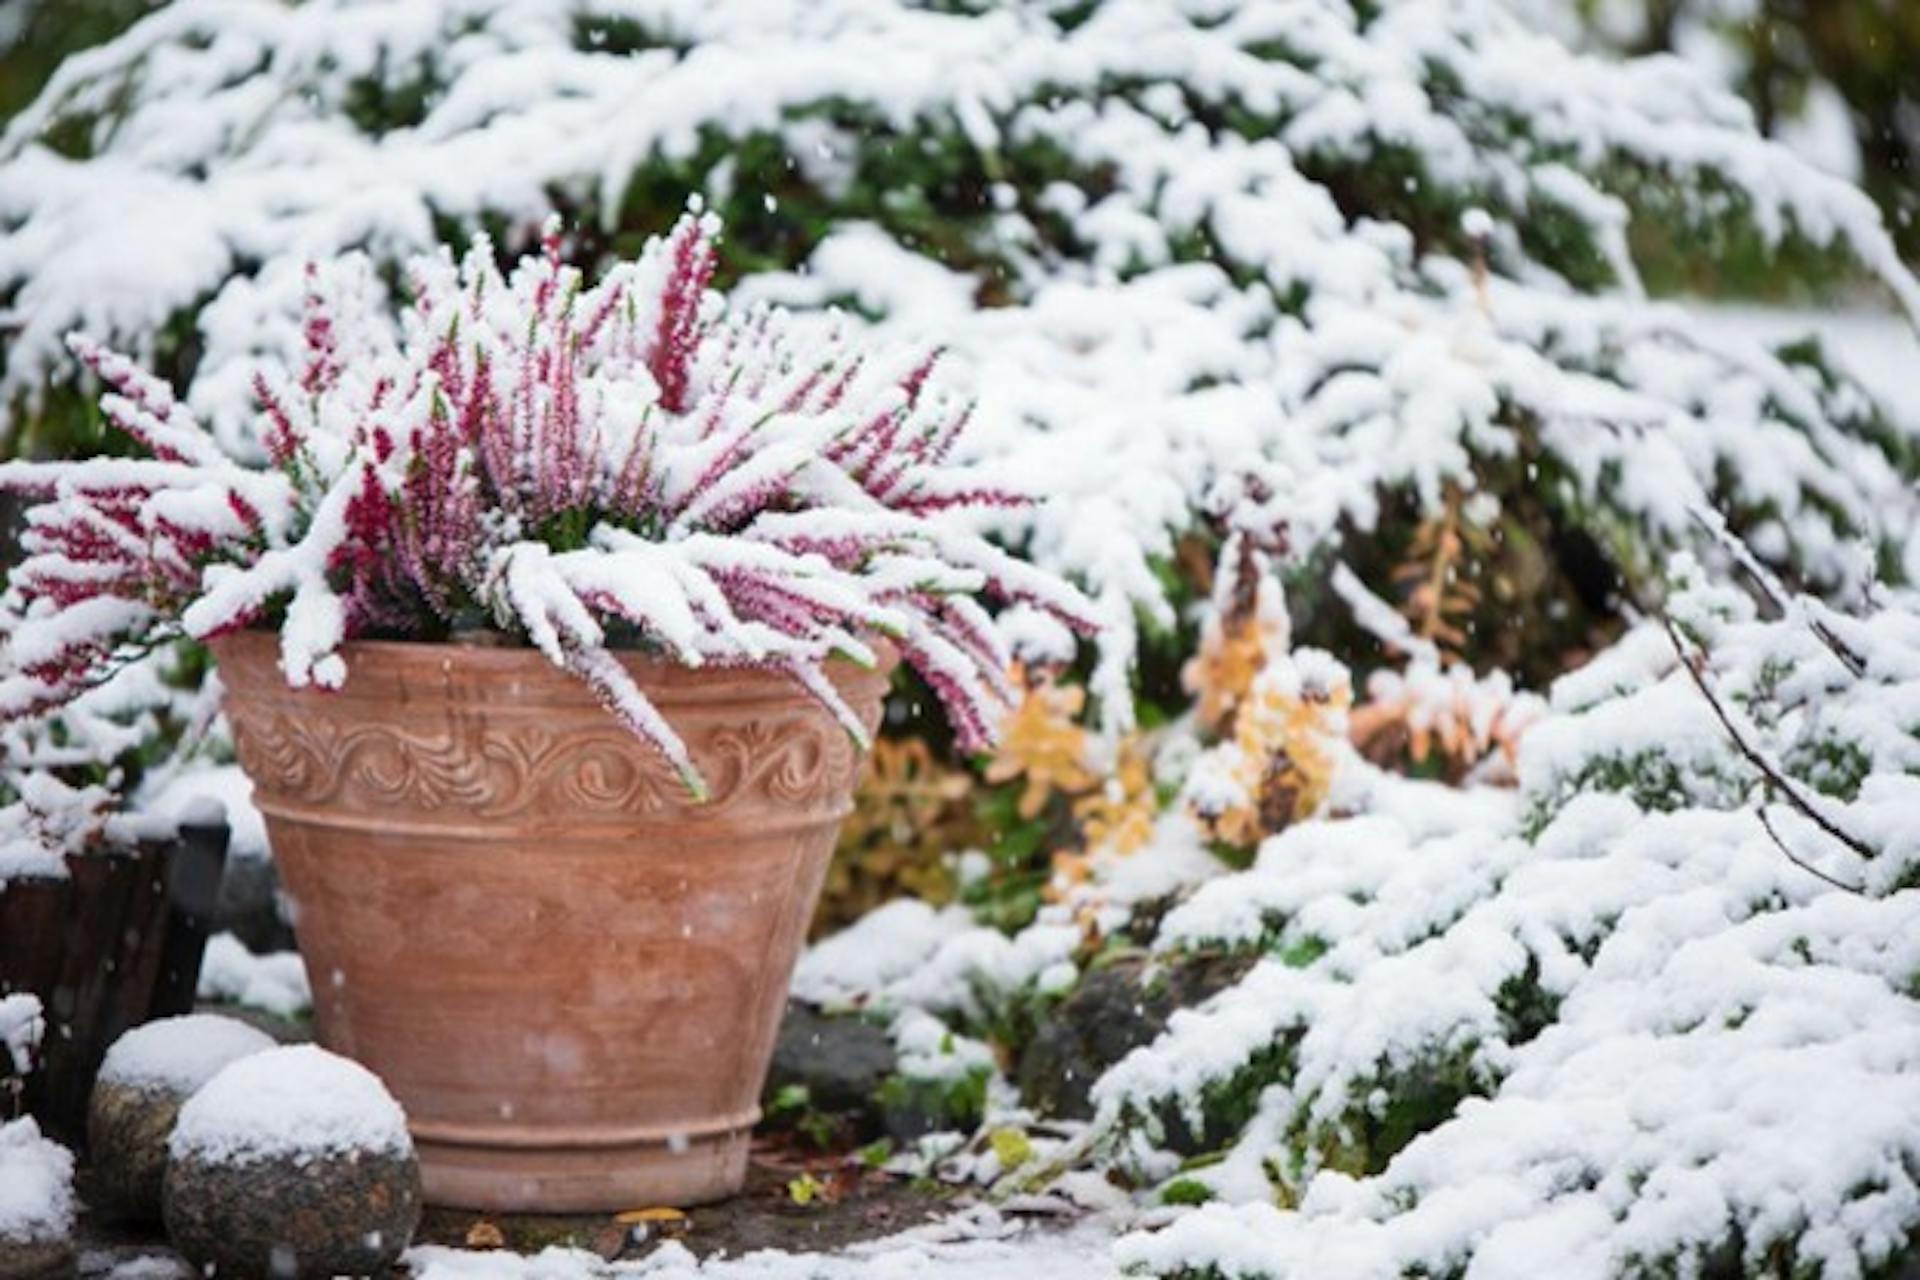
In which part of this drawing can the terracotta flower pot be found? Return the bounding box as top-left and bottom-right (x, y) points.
(210, 632), (891, 1212)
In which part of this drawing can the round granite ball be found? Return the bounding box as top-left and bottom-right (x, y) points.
(162, 1045), (420, 1279)
(0, 1117), (76, 1280)
(89, 1014), (278, 1222)
(0, 1239), (72, 1280)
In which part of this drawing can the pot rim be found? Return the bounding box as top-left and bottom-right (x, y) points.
(207, 628), (899, 710)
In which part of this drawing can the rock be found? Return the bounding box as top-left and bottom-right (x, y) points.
(1015, 950), (1258, 1124)
(165, 1148), (418, 1278)
(0, 1238), (73, 1280)
(89, 1014), (277, 1223)
(163, 1046), (420, 1278)
(213, 855), (295, 955)
(0, 1117), (75, 1280)
(764, 1001), (896, 1130)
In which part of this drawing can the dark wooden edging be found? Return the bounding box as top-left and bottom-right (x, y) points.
(0, 821), (229, 1141)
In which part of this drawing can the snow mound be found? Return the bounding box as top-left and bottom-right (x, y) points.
(169, 1045), (411, 1165)
(195, 933), (311, 1018)
(0, 838), (65, 883)
(98, 1013), (276, 1095)
(0, 994), (43, 1077)
(793, 899), (975, 1008)
(0, 1117), (74, 1243)
(139, 764), (268, 861)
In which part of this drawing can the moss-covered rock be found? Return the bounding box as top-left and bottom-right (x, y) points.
(1016, 950), (1258, 1123)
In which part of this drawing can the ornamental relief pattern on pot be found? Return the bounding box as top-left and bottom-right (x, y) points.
(225, 704), (860, 818)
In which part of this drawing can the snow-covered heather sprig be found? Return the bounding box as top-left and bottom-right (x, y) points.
(0, 211), (1101, 798)
(0, 771), (116, 884)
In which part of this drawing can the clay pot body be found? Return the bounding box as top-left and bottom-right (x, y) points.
(211, 633), (890, 1212)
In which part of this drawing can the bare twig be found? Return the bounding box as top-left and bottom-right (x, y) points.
(1756, 807), (1865, 895)
(1661, 614), (1878, 864)
(1686, 505), (1866, 677)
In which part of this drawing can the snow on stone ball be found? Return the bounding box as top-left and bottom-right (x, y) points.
(163, 1046), (421, 1280)
(89, 1013), (277, 1222)
(0, 1117), (76, 1278)
(169, 1043), (410, 1165)
(99, 1013), (277, 1096)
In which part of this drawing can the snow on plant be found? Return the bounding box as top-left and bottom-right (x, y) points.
(4, 0), (1919, 730)
(792, 564), (1920, 1275)
(0, 771), (117, 883)
(1523, 547), (1920, 893)
(1108, 806), (1920, 1275)
(1112, 575), (1920, 1273)
(1183, 649), (1354, 850)
(0, 212), (1100, 797)
(1336, 565), (1548, 783)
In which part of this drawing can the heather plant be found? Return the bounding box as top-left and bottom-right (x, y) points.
(0, 211), (1099, 797)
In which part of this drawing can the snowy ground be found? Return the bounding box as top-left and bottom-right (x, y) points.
(406, 1219), (1117, 1280)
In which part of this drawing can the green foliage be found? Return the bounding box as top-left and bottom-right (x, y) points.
(1620, 163), (1871, 302)
(1117, 1039), (1302, 1157)
(1159, 1177), (1215, 1206)
(876, 1065), (991, 1134)
(766, 1081), (867, 1150)
(1298, 1047), (1495, 1188)
(958, 781), (1064, 933)
(342, 52), (443, 136)
(1521, 748), (1746, 839)
(988, 1126), (1034, 1171)
(4, 291), (214, 467)
(1784, 736), (1873, 802)
(1493, 959), (1562, 1047)
(1276, 935), (1329, 971)
(571, 11), (691, 57)
(0, 0), (153, 129)
(1572, 0), (1920, 266)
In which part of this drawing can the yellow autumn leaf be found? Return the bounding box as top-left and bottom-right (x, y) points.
(614, 1207), (687, 1225)
(1197, 664), (1351, 848)
(984, 666), (1095, 819)
(989, 1127), (1034, 1171)
(464, 1221), (506, 1250)
(1073, 742), (1156, 857)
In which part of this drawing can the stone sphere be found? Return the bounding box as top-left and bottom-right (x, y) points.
(0, 1117), (76, 1280)
(89, 1013), (277, 1222)
(162, 1045), (420, 1279)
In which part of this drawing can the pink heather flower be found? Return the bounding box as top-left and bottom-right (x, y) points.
(2, 208), (1103, 794)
